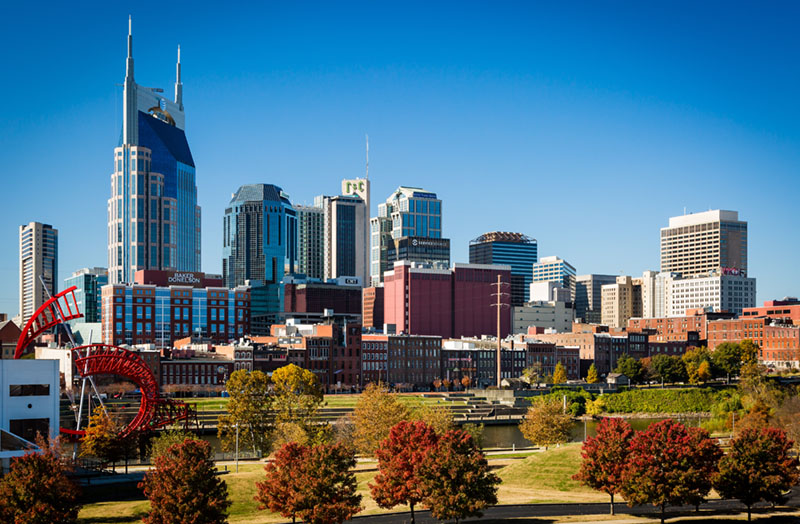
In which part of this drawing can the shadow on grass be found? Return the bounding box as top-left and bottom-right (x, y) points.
(78, 514), (147, 524)
(626, 506), (800, 523)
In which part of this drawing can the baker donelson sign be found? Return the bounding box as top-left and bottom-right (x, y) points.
(168, 272), (201, 284)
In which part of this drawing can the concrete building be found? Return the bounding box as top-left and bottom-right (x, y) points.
(109, 20), (200, 283)
(662, 272), (756, 317)
(530, 281), (570, 302)
(0, 359), (59, 446)
(532, 256), (576, 299)
(295, 205), (324, 280)
(469, 232), (538, 306)
(601, 276), (642, 329)
(19, 222), (58, 328)
(512, 300), (575, 334)
(318, 194), (369, 284)
(574, 274), (617, 324)
(383, 262), (511, 339)
(64, 268), (108, 325)
(283, 275), (363, 324)
(341, 178), (371, 284)
(371, 186), (445, 285)
(660, 210), (747, 279)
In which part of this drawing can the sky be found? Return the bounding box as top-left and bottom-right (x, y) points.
(1, 1), (799, 317)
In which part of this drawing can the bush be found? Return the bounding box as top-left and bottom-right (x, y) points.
(599, 388), (730, 414)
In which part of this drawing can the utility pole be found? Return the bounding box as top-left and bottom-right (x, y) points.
(491, 275), (509, 388)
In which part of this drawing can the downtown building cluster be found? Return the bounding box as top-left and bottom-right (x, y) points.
(10, 21), (800, 396)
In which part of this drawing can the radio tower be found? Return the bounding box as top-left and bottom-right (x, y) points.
(365, 134), (369, 179)
(491, 275), (510, 387)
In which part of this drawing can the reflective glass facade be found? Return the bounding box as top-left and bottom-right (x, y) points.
(64, 268), (108, 325)
(469, 232), (537, 306)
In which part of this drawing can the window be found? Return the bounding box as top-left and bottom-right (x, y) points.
(10, 418), (49, 443)
(10, 384), (50, 396)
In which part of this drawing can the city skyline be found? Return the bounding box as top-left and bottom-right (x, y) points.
(2, 2), (800, 316)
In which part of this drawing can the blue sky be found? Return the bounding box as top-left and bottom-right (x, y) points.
(1, 1), (799, 316)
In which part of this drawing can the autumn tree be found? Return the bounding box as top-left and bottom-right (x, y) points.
(621, 419), (722, 524)
(419, 429), (500, 523)
(81, 406), (137, 472)
(271, 364), (324, 432)
(523, 362), (543, 385)
(519, 398), (572, 449)
(461, 375), (472, 389)
(552, 362), (567, 384)
(614, 354), (646, 384)
(573, 418), (634, 514)
(682, 346), (715, 384)
(255, 442), (306, 523)
(0, 437), (81, 524)
(649, 354), (687, 385)
(370, 421), (439, 524)
(586, 363), (600, 384)
(352, 382), (410, 456)
(714, 427), (800, 521)
(713, 342), (744, 384)
(296, 443), (362, 524)
(139, 438), (230, 524)
(218, 369), (273, 454)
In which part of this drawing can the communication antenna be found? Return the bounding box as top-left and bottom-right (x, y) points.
(365, 134), (369, 179)
(491, 275), (511, 388)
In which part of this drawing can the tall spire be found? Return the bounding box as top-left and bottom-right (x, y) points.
(365, 134), (369, 179)
(175, 45), (183, 108)
(123, 15), (138, 145)
(126, 15), (134, 80)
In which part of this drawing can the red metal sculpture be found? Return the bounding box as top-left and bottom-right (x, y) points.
(15, 286), (83, 359)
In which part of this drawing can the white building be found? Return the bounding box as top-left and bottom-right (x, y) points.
(19, 222), (58, 328)
(529, 281), (570, 302)
(663, 272), (756, 317)
(512, 300), (575, 334)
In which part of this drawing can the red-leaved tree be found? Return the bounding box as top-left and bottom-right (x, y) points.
(255, 442), (307, 523)
(620, 419), (721, 524)
(573, 417), (634, 515)
(370, 420), (439, 524)
(0, 437), (81, 524)
(139, 438), (230, 524)
(419, 429), (500, 524)
(714, 427), (800, 521)
(294, 443), (362, 524)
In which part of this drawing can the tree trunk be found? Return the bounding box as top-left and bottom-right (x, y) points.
(610, 493), (615, 515)
(747, 503), (751, 521)
(660, 503), (665, 524)
(410, 502), (416, 524)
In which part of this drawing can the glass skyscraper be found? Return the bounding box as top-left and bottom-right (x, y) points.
(64, 268), (108, 325)
(108, 18), (200, 284)
(533, 256), (577, 299)
(19, 222), (58, 327)
(469, 232), (538, 306)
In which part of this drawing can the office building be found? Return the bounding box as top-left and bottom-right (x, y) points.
(386, 236), (450, 270)
(362, 286), (384, 330)
(295, 205), (324, 280)
(318, 194), (369, 284)
(283, 275), (363, 324)
(341, 178), (371, 282)
(364, 333), (441, 388)
(707, 318), (800, 369)
(109, 19), (200, 283)
(628, 309), (735, 342)
(532, 256), (576, 299)
(64, 268), (108, 325)
(19, 222), (58, 328)
(742, 298), (800, 324)
(371, 186), (445, 285)
(601, 276), (642, 329)
(512, 300), (575, 334)
(660, 210), (747, 278)
(469, 232), (538, 306)
(575, 274), (617, 323)
(662, 272), (756, 317)
(383, 262), (511, 339)
(530, 281), (571, 302)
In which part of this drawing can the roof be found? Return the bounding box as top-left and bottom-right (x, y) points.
(230, 184), (288, 205)
(138, 111), (195, 167)
(470, 231), (537, 245)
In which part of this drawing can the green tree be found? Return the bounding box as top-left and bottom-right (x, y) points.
(519, 398), (572, 449)
(649, 354), (687, 385)
(411, 403), (454, 435)
(139, 439), (230, 524)
(739, 339), (760, 365)
(352, 382), (410, 456)
(218, 369), (273, 454)
(149, 430), (191, 462)
(552, 362), (567, 384)
(682, 346), (715, 384)
(713, 342), (744, 384)
(271, 364), (324, 429)
(614, 354), (646, 384)
(0, 437), (81, 524)
(586, 363), (600, 384)
(523, 362), (543, 385)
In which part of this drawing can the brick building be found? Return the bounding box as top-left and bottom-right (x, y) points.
(362, 286), (384, 329)
(707, 317), (800, 368)
(627, 309), (734, 342)
(284, 276), (363, 324)
(741, 298), (800, 324)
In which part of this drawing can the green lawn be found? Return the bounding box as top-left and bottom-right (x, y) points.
(177, 393), (459, 413)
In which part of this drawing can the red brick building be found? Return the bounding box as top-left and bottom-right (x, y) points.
(707, 317), (800, 368)
(741, 298), (800, 324)
(627, 309), (735, 342)
(362, 287), (384, 329)
(284, 277), (363, 321)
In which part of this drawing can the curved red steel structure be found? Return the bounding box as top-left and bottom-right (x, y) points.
(15, 286), (83, 359)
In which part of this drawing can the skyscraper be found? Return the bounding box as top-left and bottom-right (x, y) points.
(469, 232), (538, 306)
(370, 186), (446, 285)
(108, 18), (200, 284)
(660, 210), (747, 278)
(318, 194), (369, 283)
(64, 268), (108, 325)
(574, 274), (617, 323)
(295, 205), (324, 280)
(532, 256), (576, 299)
(19, 222), (58, 327)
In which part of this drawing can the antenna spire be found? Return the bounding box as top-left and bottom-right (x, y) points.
(365, 134), (369, 179)
(125, 15), (134, 80)
(175, 44), (183, 108)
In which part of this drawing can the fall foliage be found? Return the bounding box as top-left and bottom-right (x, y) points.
(217, 369), (273, 454)
(585, 363), (600, 384)
(552, 362), (567, 384)
(351, 382), (410, 456)
(519, 398), (572, 449)
(255, 442), (307, 523)
(139, 438), (230, 524)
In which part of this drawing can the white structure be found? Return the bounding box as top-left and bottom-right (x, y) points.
(529, 281), (570, 302)
(512, 300), (575, 334)
(19, 222), (58, 328)
(342, 177), (371, 282)
(662, 273), (756, 317)
(0, 359), (59, 469)
(316, 194), (369, 285)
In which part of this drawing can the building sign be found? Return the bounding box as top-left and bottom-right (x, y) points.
(168, 272), (202, 284)
(720, 267), (746, 277)
(342, 178), (369, 202)
(409, 237), (450, 248)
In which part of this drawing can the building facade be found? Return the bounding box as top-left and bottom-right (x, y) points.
(532, 256), (576, 299)
(707, 317), (800, 369)
(64, 268), (108, 325)
(319, 194), (369, 284)
(283, 276), (363, 323)
(741, 298), (800, 324)
(295, 205), (324, 280)
(19, 222), (58, 328)
(574, 274), (617, 324)
(109, 21), (200, 284)
(663, 273), (756, 317)
(469, 232), (538, 306)
(511, 300), (575, 334)
(362, 286), (384, 330)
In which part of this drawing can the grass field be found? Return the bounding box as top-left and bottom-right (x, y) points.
(177, 393), (461, 412)
(77, 443), (593, 523)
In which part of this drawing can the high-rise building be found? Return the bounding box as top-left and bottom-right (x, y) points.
(318, 194), (369, 283)
(469, 232), (538, 306)
(342, 178), (371, 280)
(64, 268), (108, 325)
(19, 222), (58, 327)
(370, 187), (446, 285)
(575, 274), (617, 323)
(295, 205), (324, 280)
(532, 256), (576, 299)
(661, 272), (756, 317)
(108, 18), (201, 284)
(660, 210), (747, 278)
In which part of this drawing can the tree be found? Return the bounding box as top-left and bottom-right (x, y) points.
(370, 421), (439, 524)
(352, 382), (410, 456)
(620, 419), (722, 524)
(80, 406), (137, 472)
(519, 398), (572, 449)
(0, 437), (81, 524)
(573, 418), (634, 515)
(523, 362), (543, 385)
(419, 429), (500, 523)
(713, 342), (744, 384)
(682, 346), (715, 384)
(149, 430), (192, 462)
(255, 442), (306, 523)
(696, 360), (712, 383)
(586, 363), (600, 384)
(714, 427), (800, 521)
(461, 375), (472, 389)
(271, 364), (324, 431)
(412, 403), (454, 435)
(295, 443), (362, 524)
(139, 438), (230, 524)
(552, 362), (567, 384)
(739, 339), (760, 365)
(218, 369), (273, 454)
(649, 354), (687, 385)
(614, 354), (646, 384)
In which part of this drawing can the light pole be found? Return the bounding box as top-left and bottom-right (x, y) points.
(235, 423), (239, 473)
